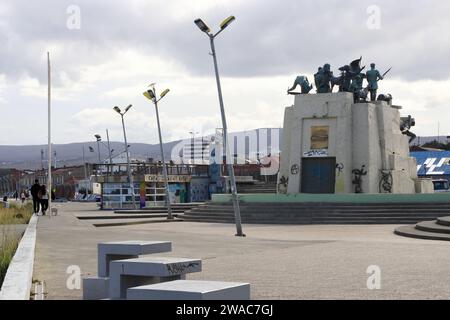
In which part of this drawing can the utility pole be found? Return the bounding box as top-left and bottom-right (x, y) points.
(47, 52), (52, 213)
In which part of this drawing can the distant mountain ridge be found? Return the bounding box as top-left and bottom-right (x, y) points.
(0, 141), (181, 170)
(0, 133), (440, 170)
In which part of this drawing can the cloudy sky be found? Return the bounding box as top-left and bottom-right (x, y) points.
(0, 0), (449, 145)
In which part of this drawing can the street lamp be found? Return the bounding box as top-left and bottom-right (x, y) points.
(194, 15), (244, 237)
(143, 84), (173, 220)
(113, 105), (137, 209)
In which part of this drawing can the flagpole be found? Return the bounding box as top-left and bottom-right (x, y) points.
(47, 52), (52, 213)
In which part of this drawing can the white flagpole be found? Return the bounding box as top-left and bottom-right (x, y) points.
(47, 52), (52, 213)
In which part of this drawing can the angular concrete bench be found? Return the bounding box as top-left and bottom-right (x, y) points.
(109, 257), (202, 299)
(83, 240), (172, 300)
(98, 240), (172, 277)
(127, 280), (250, 300)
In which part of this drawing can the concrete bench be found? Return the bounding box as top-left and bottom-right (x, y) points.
(98, 240), (172, 277)
(127, 280), (251, 300)
(83, 240), (172, 300)
(109, 257), (202, 299)
(83, 277), (109, 300)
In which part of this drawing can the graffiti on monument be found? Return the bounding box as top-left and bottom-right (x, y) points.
(352, 165), (367, 193)
(379, 170), (393, 193)
(290, 164), (300, 175)
(278, 176), (289, 194)
(303, 149), (328, 157)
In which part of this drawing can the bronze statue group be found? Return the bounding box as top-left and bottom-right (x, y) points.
(287, 57), (391, 103)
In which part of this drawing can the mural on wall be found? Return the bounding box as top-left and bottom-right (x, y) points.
(139, 182), (146, 208)
(310, 126), (329, 150)
(168, 183), (188, 203)
(189, 178), (210, 202)
(352, 165), (367, 193)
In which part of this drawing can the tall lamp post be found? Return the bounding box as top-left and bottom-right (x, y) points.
(143, 85), (173, 220)
(194, 16), (244, 237)
(113, 105), (137, 210)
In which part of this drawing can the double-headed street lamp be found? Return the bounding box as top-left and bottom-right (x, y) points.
(143, 84), (173, 220)
(194, 16), (245, 237)
(94, 133), (114, 165)
(113, 105), (137, 210)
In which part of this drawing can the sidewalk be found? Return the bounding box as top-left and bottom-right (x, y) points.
(33, 202), (450, 299)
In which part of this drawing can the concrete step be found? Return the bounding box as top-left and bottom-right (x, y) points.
(115, 205), (200, 214)
(437, 217), (450, 226)
(127, 280), (250, 300)
(109, 256), (202, 299)
(415, 220), (450, 234)
(78, 213), (180, 220)
(210, 201), (450, 206)
(91, 217), (184, 228)
(394, 225), (450, 241)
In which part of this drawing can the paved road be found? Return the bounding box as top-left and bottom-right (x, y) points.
(33, 202), (450, 300)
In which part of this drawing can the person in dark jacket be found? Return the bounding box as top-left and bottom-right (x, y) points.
(30, 179), (41, 214)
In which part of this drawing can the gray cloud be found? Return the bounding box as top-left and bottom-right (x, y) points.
(0, 0), (449, 87)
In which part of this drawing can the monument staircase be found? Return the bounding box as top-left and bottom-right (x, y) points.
(182, 201), (450, 225)
(236, 181), (277, 194)
(395, 217), (450, 241)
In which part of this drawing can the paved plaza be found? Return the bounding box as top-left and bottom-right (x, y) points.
(33, 202), (450, 300)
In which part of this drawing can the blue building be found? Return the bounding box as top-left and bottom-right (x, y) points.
(411, 151), (450, 181)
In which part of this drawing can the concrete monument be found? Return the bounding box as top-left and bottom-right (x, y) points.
(278, 92), (433, 194)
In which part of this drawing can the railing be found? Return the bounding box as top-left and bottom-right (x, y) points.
(92, 162), (210, 178)
(92, 162), (278, 183)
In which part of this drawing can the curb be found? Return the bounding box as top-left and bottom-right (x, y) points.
(0, 214), (38, 300)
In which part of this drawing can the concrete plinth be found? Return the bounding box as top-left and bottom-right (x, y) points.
(127, 280), (250, 300)
(83, 277), (109, 300)
(109, 257), (202, 299)
(98, 240), (172, 277)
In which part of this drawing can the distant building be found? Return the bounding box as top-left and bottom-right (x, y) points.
(411, 151), (450, 181)
(0, 169), (22, 196)
(19, 164), (94, 199)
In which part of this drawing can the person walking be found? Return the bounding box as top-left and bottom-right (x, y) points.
(30, 179), (41, 214)
(40, 185), (49, 215)
(21, 191), (26, 204)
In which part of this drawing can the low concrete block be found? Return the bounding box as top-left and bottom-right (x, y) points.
(109, 257), (201, 299)
(98, 240), (172, 277)
(127, 280), (251, 300)
(83, 277), (109, 300)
